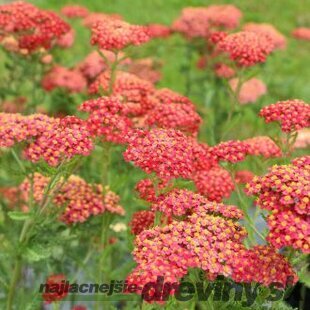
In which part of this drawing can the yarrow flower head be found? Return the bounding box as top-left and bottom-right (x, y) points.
(123, 128), (195, 181)
(90, 19), (150, 50)
(294, 129), (310, 149)
(147, 24), (171, 38)
(192, 166), (234, 202)
(42, 66), (87, 93)
(244, 136), (282, 158)
(229, 78), (267, 104)
(56, 28), (75, 48)
(24, 116), (94, 166)
(210, 140), (249, 163)
(145, 101), (202, 136)
(89, 71), (155, 116)
(204, 5), (242, 30)
(79, 96), (133, 144)
(235, 170), (254, 184)
(0, 1), (70, 52)
(61, 5), (89, 18)
(129, 210), (155, 235)
(243, 23), (287, 50)
(259, 99), (310, 132)
(217, 31), (274, 67)
(214, 63), (235, 79)
(18, 173), (124, 224)
(245, 157), (310, 253)
(172, 7), (211, 38)
(292, 27), (310, 41)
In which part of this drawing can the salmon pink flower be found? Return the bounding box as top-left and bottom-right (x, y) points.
(292, 27), (310, 41)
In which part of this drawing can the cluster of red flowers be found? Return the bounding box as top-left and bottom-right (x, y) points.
(192, 166), (235, 202)
(172, 5), (241, 38)
(128, 200), (296, 290)
(129, 210), (155, 235)
(210, 140), (249, 163)
(90, 18), (150, 50)
(42, 66), (87, 93)
(217, 31), (274, 66)
(259, 99), (310, 132)
(243, 23), (287, 50)
(79, 96), (133, 144)
(89, 71), (155, 116)
(0, 113), (94, 166)
(292, 27), (310, 41)
(229, 78), (267, 104)
(214, 63), (235, 79)
(147, 24), (171, 39)
(123, 129), (195, 181)
(244, 136), (282, 158)
(0, 113), (54, 148)
(18, 173), (124, 224)
(61, 5), (89, 18)
(204, 5), (242, 30)
(246, 157), (310, 253)
(42, 274), (68, 303)
(0, 1), (70, 52)
(145, 101), (201, 136)
(235, 170), (254, 184)
(56, 28), (75, 49)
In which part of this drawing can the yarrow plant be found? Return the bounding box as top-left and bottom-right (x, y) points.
(0, 1), (309, 310)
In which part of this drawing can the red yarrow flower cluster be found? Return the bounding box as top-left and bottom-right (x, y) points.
(19, 173), (124, 224)
(244, 136), (282, 158)
(0, 1), (70, 52)
(123, 128), (195, 181)
(79, 96), (133, 144)
(214, 63), (235, 79)
(61, 5), (89, 18)
(245, 158), (310, 253)
(210, 140), (249, 163)
(243, 23), (286, 50)
(24, 116), (93, 166)
(42, 66), (87, 93)
(229, 78), (267, 104)
(235, 170), (255, 184)
(145, 101), (201, 136)
(172, 7), (211, 38)
(204, 5), (242, 30)
(193, 166), (234, 202)
(83, 13), (122, 28)
(89, 71), (155, 116)
(129, 199), (296, 291)
(217, 31), (274, 67)
(292, 27), (310, 41)
(129, 210), (155, 235)
(56, 28), (75, 48)
(259, 99), (310, 133)
(90, 19), (150, 50)
(147, 24), (171, 38)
